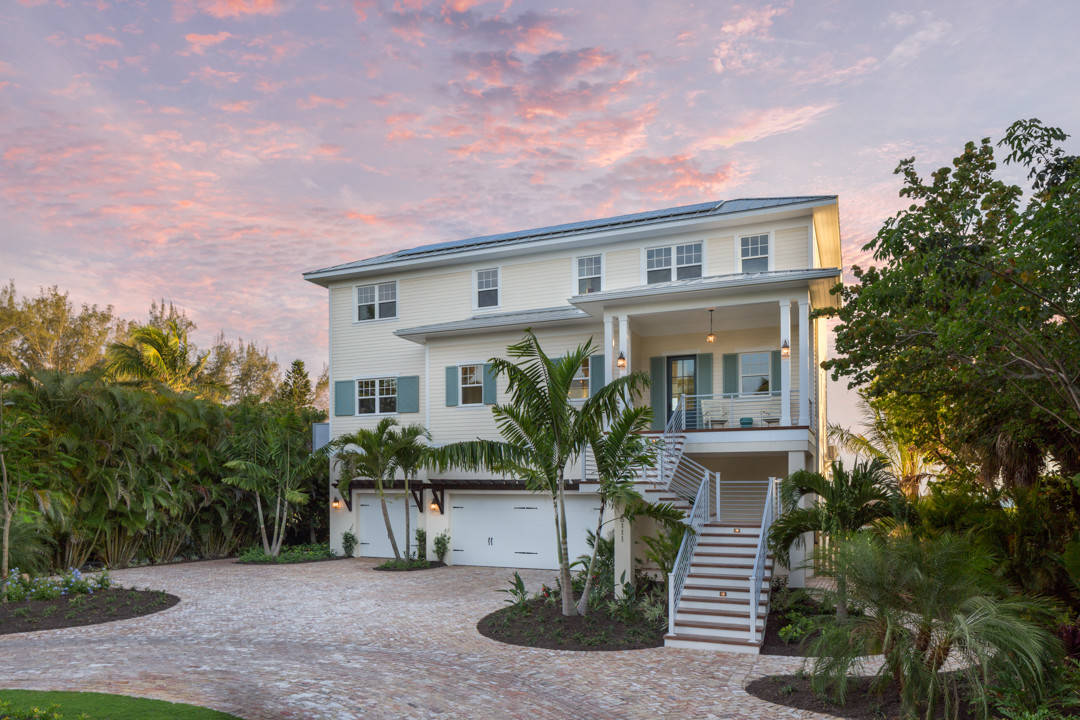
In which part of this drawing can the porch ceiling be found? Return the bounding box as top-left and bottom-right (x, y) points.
(629, 302), (781, 336)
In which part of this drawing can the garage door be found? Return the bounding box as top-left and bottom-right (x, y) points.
(355, 493), (408, 558)
(448, 493), (602, 569)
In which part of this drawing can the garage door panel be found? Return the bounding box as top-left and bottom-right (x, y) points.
(355, 493), (407, 558)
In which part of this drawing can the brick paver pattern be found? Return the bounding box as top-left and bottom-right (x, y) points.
(0, 559), (841, 719)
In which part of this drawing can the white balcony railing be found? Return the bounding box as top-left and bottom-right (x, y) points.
(673, 392), (811, 430)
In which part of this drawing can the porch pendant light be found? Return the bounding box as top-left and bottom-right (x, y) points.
(705, 309), (716, 344)
(616, 352), (627, 369)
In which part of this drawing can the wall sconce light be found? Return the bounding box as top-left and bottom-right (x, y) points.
(705, 309), (716, 344)
(331, 498), (343, 510)
(429, 502), (439, 512)
(616, 352), (626, 369)
(780, 339), (791, 359)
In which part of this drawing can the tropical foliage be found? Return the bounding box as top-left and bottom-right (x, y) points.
(428, 331), (649, 616)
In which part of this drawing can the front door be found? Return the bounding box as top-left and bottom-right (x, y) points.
(667, 355), (696, 421)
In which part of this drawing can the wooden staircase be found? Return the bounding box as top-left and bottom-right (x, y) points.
(664, 522), (773, 652)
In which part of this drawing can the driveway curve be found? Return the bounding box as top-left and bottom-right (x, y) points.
(0, 559), (835, 719)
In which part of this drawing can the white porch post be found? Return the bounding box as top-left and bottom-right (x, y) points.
(603, 314), (616, 383)
(798, 298), (810, 426)
(780, 301), (792, 426)
(618, 315), (630, 377)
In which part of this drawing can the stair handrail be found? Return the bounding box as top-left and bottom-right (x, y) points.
(668, 470), (710, 636)
(748, 476), (778, 641)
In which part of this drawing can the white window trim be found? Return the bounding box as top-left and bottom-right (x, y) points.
(353, 280), (398, 324)
(734, 230), (775, 273)
(737, 351), (773, 397)
(457, 362), (486, 407)
(354, 375), (400, 416)
(472, 266), (502, 311)
(568, 357), (590, 403)
(571, 252), (605, 296)
(641, 241), (704, 284)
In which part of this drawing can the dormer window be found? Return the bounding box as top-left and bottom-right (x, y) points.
(476, 268), (500, 308)
(740, 234), (769, 273)
(646, 242), (702, 284)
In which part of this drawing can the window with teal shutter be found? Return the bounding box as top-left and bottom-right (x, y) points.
(589, 354), (605, 396)
(334, 380), (355, 416)
(771, 350), (782, 396)
(649, 356), (665, 430)
(722, 354), (738, 396)
(444, 366), (458, 407)
(482, 363), (497, 405)
(397, 376), (419, 413)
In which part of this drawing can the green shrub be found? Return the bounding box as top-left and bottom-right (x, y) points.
(237, 543), (335, 564)
(414, 529), (427, 560)
(0, 698), (90, 720)
(432, 531), (450, 563)
(499, 571), (529, 608)
(1, 568), (110, 603)
(375, 557), (432, 570)
(778, 614), (814, 644)
(341, 531), (357, 558)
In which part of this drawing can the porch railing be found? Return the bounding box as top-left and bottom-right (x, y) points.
(674, 392), (810, 430)
(748, 476), (779, 642)
(668, 471), (712, 636)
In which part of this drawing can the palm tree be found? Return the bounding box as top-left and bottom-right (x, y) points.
(576, 404), (683, 614)
(106, 320), (218, 398)
(768, 458), (902, 618)
(807, 532), (1058, 720)
(429, 331), (648, 616)
(388, 423), (430, 560)
(828, 395), (936, 498)
(331, 417), (407, 560)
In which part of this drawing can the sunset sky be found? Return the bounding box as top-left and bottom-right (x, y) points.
(2, 0), (1078, 423)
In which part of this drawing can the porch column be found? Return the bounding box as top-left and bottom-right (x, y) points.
(786, 450), (812, 587)
(617, 315), (630, 377)
(779, 301), (792, 426)
(798, 299), (810, 426)
(603, 314), (616, 382)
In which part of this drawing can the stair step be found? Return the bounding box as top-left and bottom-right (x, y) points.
(663, 632), (762, 653)
(674, 618), (762, 633)
(676, 607), (764, 623)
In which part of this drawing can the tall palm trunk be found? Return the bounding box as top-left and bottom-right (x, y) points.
(1, 448), (11, 579)
(576, 498), (607, 615)
(555, 471), (576, 616)
(255, 494), (270, 554)
(404, 473), (411, 559)
(379, 479), (401, 560)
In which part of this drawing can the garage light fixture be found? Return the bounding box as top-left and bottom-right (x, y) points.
(430, 502), (439, 512)
(331, 498), (343, 510)
(780, 339), (791, 359)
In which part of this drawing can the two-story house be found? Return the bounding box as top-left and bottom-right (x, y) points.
(304, 196), (843, 651)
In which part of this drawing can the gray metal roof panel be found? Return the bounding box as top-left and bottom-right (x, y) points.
(305, 196), (835, 278)
(394, 306), (592, 339)
(568, 268), (842, 304)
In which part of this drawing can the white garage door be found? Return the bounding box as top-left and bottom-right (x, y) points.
(448, 493), (601, 569)
(355, 493), (408, 558)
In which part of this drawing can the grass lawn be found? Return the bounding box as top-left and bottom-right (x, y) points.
(0, 690), (243, 719)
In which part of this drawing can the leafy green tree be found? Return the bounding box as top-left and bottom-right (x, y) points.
(388, 423), (430, 559)
(820, 118), (1080, 488)
(276, 360), (314, 408)
(0, 283), (122, 374)
(222, 408), (321, 557)
(828, 394), (937, 498)
(808, 532), (1058, 720)
(768, 459), (902, 618)
(106, 320), (217, 398)
(331, 418), (408, 560)
(429, 331), (648, 616)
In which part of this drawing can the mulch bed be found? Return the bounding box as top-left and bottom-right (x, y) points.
(0, 588), (179, 635)
(746, 674), (984, 720)
(477, 597), (665, 651)
(372, 560), (446, 571)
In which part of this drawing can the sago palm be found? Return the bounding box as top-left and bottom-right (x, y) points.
(808, 532), (1058, 720)
(428, 331), (648, 616)
(331, 417), (408, 560)
(768, 458), (902, 617)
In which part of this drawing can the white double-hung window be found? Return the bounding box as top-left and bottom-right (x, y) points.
(646, 242), (702, 283)
(740, 352), (771, 395)
(476, 268), (499, 308)
(357, 281), (397, 321)
(740, 234), (769, 273)
(577, 255), (602, 294)
(460, 364), (483, 405)
(357, 377), (397, 414)
(568, 359), (590, 399)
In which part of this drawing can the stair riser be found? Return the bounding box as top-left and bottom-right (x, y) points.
(691, 556), (771, 567)
(673, 624), (762, 642)
(680, 586), (766, 600)
(698, 533), (759, 545)
(675, 613), (763, 629)
(664, 637), (762, 652)
(678, 597), (767, 611)
(688, 569), (772, 581)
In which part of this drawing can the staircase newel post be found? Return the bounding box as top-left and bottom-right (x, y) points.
(668, 571), (676, 636)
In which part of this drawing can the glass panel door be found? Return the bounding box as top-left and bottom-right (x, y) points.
(667, 355), (696, 421)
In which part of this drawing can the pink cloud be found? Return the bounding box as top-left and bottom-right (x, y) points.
(314, 143), (343, 156)
(296, 94), (346, 110)
(218, 100), (254, 113)
(187, 65), (244, 85)
(693, 104), (836, 151)
(720, 3), (789, 37)
(182, 31), (233, 56)
(173, 0), (281, 20)
(79, 33), (122, 51)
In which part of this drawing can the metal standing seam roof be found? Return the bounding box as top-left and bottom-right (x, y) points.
(394, 306), (592, 340)
(304, 196), (836, 278)
(567, 268), (843, 305)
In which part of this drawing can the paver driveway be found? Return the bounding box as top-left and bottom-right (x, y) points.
(0, 559), (836, 719)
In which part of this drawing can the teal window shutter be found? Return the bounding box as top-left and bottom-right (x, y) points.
(482, 363), (497, 405)
(771, 350), (782, 396)
(649, 356), (665, 430)
(397, 376), (419, 413)
(695, 353), (713, 397)
(589, 354), (606, 396)
(445, 366), (458, 407)
(722, 354), (738, 395)
(334, 380), (355, 416)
